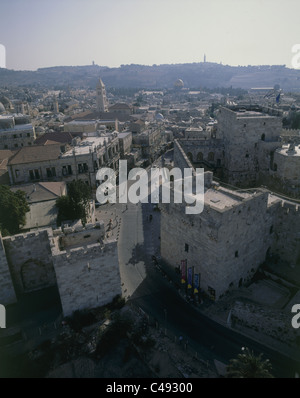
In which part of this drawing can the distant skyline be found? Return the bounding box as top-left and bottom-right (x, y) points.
(0, 0), (299, 71)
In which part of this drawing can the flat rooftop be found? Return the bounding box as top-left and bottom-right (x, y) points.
(234, 110), (274, 118)
(204, 187), (252, 210)
(62, 136), (110, 157)
(0, 123), (34, 132)
(276, 144), (300, 157)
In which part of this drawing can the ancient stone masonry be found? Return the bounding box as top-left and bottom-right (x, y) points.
(3, 229), (56, 297)
(176, 105), (300, 197)
(281, 129), (300, 145)
(216, 106), (283, 187)
(161, 138), (300, 299)
(269, 200), (300, 266)
(49, 223), (121, 317)
(161, 188), (275, 300)
(0, 233), (17, 305)
(0, 222), (121, 317)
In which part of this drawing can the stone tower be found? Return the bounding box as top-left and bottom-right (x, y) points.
(0, 233), (17, 305)
(96, 78), (108, 114)
(53, 96), (59, 114)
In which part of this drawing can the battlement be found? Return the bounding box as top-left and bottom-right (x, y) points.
(220, 105), (283, 118)
(2, 228), (51, 243)
(50, 221), (114, 259)
(3, 228), (55, 248)
(281, 129), (300, 136)
(52, 240), (117, 260)
(280, 201), (299, 213)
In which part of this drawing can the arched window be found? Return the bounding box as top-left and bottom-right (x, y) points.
(261, 133), (265, 141)
(187, 152), (193, 162)
(208, 152), (215, 161)
(197, 152), (203, 161)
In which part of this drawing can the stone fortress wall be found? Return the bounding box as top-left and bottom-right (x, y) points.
(0, 222), (121, 317)
(160, 139), (300, 300)
(2, 229), (57, 297)
(270, 200), (300, 266)
(0, 233), (17, 305)
(178, 105), (300, 197)
(49, 224), (121, 317)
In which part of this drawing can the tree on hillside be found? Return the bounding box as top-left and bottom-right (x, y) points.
(226, 347), (273, 378)
(56, 180), (92, 226)
(0, 185), (30, 236)
(291, 112), (300, 129)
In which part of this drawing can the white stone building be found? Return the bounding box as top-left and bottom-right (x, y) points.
(0, 115), (36, 150)
(7, 132), (120, 188)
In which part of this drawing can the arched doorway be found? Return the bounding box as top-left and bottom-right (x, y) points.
(21, 260), (48, 292)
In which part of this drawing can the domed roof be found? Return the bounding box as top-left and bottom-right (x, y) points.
(0, 96), (13, 109)
(0, 102), (5, 113)
(174, 79), (184, 88)
(155, 112), (164, 120)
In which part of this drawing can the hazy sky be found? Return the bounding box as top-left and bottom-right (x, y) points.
(0, 0), (299, 70)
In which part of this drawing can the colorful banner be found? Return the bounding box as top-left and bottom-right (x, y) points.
(187, 267), (193, 289)
(181, 260), (186, 284)
(194, 273), (199, 294)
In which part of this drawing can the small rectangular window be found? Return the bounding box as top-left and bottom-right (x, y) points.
(34, 169), (40, 180)
(208, 286), (216, 300)
(185, 243), (189, 253)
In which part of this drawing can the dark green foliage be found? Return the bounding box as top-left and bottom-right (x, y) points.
(95, 316), (133, 358)
(226, 347), (273, 378)
(0, 185), (30, 236)
(56, 180), (91, 225)
(291, 112), (300, 129)
(67, 310), (96, 332)
(109, 295), (126, 310)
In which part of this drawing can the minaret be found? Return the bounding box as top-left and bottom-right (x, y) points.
(204, 54), (206, 63)
(53, 96), (59, 114)
(96, 78), (108, 114)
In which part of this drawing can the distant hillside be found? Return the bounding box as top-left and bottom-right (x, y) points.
(0, 62), (300, 91)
